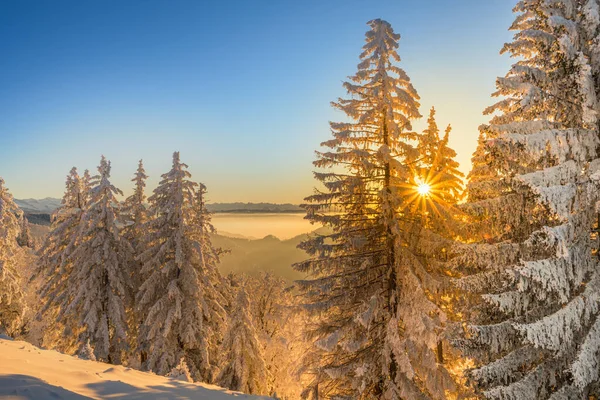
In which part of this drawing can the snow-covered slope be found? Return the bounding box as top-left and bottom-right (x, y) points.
(0, 338), (271, 399)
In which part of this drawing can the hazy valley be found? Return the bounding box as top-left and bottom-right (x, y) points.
(18, 199), (319, 283)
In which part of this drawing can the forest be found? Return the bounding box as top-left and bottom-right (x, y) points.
(2, 1), (600, 399)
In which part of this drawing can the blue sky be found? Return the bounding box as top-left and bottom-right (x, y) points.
(0, 0), (516, 202)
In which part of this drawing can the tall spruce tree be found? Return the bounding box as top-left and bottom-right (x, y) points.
(36, 167), (88, 352)
(417, 107), (442, 182)
(484, 0), (598, 129)
(136, 152), (226, 382)
(216, 286), (268, 396)
(122, 160), (148, 251)
(61, 156), (133, 363)
(244, 272), (304, 399)
(122, 159), (148, 365)
(0, 178), (25, 336)
(412, 108), (467, 391)
(81, 169), (92, 206)
(416, 107), (464, 227)
(122, 160), (148, 293)
(188, 182), (228, 372)
(295, 19), (455, 399)
(451, 1), (600, 398)
(17, 214), (34, 249)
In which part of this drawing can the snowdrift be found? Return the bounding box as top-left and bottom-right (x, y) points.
(0, 338), (271, 399)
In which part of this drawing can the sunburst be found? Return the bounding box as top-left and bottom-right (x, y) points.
(417, 182), (431, 196)
(395, 165), (464, 234)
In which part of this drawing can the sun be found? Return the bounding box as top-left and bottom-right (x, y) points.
(417, 182), (431, 196)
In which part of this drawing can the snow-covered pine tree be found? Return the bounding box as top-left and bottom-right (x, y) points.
(187, 182), (228, 376)
(417, 107), (442, 183)
(56, 156), (133, 364)
(415, 107), (464, 227)
(410, 107), (469, 392)
(437, 127), (464, 202)
(295, 19), (455, 399)
(449, 1), (600, 398)
(484, 0), (598, 128)
(122, 159), (148, 252)
(168, 357), (193, 382)
(121, 159), (148, 365)
(136, 152), (226, 382)
(81, 169), (92, 206)
(17, 214), (34, 248)
(245, 272), (305, 399)
(245, 272), (292, 340)
(457, 114), (600, 400)
(217, 285), (268, 396)
(77, 339), (97, 362)
(0, 178), (26, 336)
(466, 0), (600, 234)
(581, 0), (600, 95)
(36, 167), (88, 352)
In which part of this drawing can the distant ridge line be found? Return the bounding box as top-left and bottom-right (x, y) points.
(14, 198), (303, 214)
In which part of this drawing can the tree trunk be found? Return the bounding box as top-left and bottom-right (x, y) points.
(382, 108), (399, 385)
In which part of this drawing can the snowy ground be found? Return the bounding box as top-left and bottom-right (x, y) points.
(0, 337), (271, 399)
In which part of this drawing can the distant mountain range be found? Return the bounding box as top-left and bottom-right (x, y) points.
(14, 198), (302, 216)
(14, 198), (62, 214)
(207, 202), (302, 213)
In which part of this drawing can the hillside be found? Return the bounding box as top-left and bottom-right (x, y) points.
(0, 337), (271, 399)
(212, 232), (312, 282)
